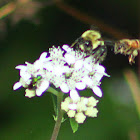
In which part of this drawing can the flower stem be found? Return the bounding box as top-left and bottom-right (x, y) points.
(50, 91), (64, 140)
(47, 87), (59, 96)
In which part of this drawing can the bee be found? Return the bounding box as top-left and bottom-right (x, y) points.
(71, 30), (110, 63)
(71, 29), (140, 64)
(114, 39), (140, 64)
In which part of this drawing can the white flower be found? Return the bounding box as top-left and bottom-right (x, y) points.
(75, 112), (86, 124)
(87, 96), (99, 107)
(77, 101), (87, 112)
(13, 52), (50, 98)
(25, 89), (36, 98)
(33, 52), (48, 70)
(61, 96), (99, 124)
(85, 107), (98, 117)
(67, 110), (76, 118)
(13, 45), (109, 99)
(61, 102), (69, 112)
(49, 46), (64, 60)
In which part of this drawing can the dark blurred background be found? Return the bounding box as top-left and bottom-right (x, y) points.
(0, 0), (140, 139)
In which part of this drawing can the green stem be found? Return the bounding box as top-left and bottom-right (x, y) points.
(50, 91), (64, 140)
(47, 87), (59, 96)
(51, 94), (57, 115)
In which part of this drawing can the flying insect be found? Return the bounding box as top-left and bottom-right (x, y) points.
(114, 39), (140, 64)
(71, 30), (139, 64)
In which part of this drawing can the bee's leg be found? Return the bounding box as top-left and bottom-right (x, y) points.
(92, 45), (107, 63)
(128, 50), (138, 64)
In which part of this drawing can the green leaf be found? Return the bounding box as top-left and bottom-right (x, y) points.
(53, 115), (66, 123)
(53, 115), (57, 121)
(70, 118), (79, 133)
(61, 117), (67, 123)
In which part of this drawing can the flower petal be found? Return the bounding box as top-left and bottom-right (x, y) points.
(60, 83), (69, 93)
(54, 66), (63, 76)
(36, 81), (49, 96)
(94, 73), (104, 82)
(34, 60), (43, 70)
(67, 110), (76, 118)
(84, 63), (92, 72)
(68, 103), (77, 110)
(15, 65), (27, 70)
(74, 60), (83, 70)
(95, 65), (105, 73)
(44, 62), (53, 71)
(75, 112), (86, 124)
(62, 44), (71, 52)
(92, 86), (103, 97)
(82, 76), (93, 86)
(70, 90), (80, 102)
(39, 52), (47, 60)
(75, 82), (86, 90)
(65, 54), (75, 64)
(13, 82), (22, 90)
(25, 89), (36, 98)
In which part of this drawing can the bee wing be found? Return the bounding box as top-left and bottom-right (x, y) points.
(92, 45), (107, 63)
(71, 37), (83, 49)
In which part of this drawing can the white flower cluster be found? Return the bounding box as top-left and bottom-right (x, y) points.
(13, 45), (108, 99)
(61, 96), (99, 123)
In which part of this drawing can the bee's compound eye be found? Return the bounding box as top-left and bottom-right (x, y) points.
(84, 41), (92, 48)
(85, 41), (89, 45)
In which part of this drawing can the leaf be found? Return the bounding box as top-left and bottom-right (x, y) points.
(53, 115), (66, 123)
(70, 118), (79, 133)
(53, 115), (57, 121)
(61, 117), (67, 123)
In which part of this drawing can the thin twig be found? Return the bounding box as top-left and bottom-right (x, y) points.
(55, 1), (132, 39)
(0, 0), (54, 20)
(0, 2), (16, 19)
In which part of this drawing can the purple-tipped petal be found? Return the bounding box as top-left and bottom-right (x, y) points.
(75, 82), (86, 90)
(60, 83), (69, 93)
(92, 86), (103, 97)
(13, 82), (22, 90)
(70, 90), (80, 101)
(36, 81), (49, 96)
(39, 52), (47, 60)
